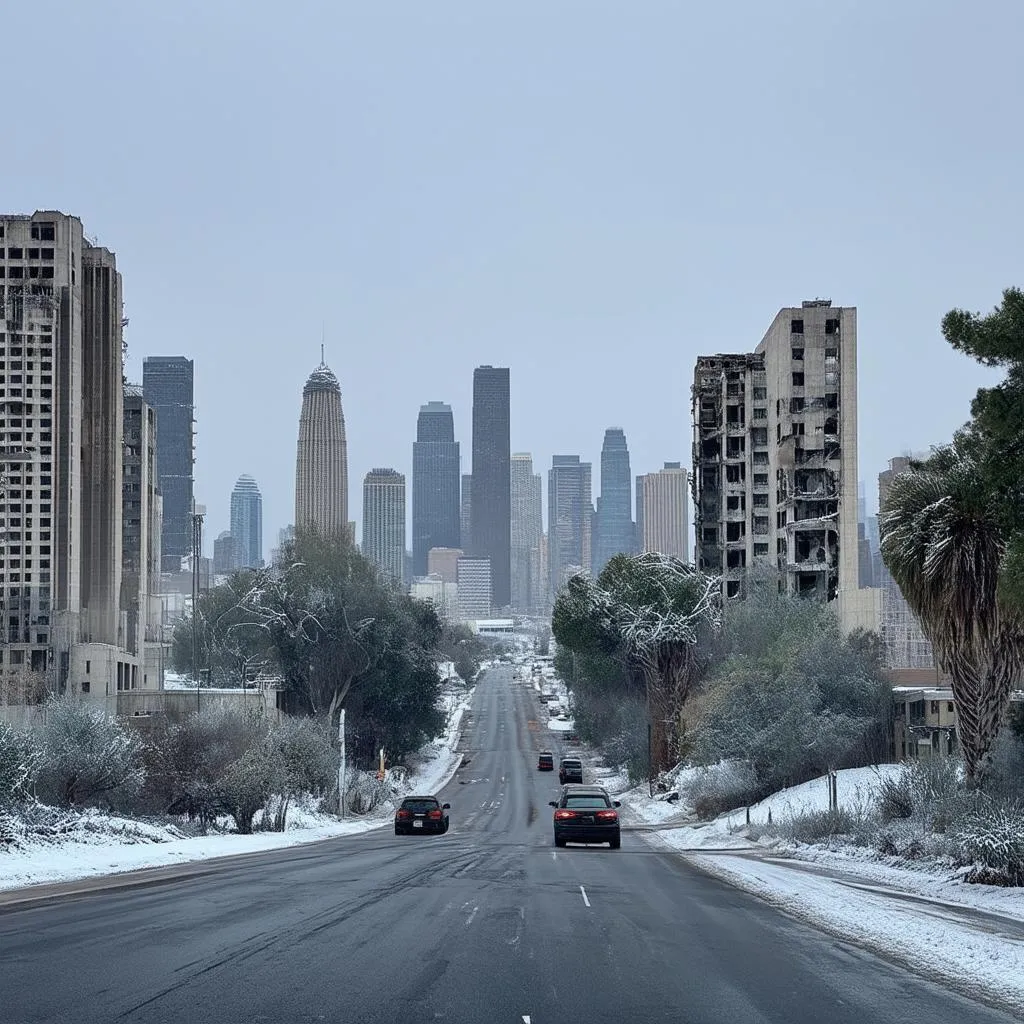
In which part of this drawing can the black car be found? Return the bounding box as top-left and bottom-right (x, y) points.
(538, 751), (554, 771)
(558, 757), (583, 785)
(549, 786), (621, 849)
(394, 795), (450, 835)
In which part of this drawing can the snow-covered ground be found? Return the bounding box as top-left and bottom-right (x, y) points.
(0, 685), (475, 895)
(619, 765), (1024, 1013)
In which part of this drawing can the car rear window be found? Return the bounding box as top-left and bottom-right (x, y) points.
(564, 795), (610, 809)
(561, 759), (581, 768)
(402, 799), (439, 812)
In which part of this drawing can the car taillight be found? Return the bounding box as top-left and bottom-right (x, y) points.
(596, 810), (618, 821)
(554, 809), (577, 820)
(427, 809), (443, 820)
(397, 809), (412, 819)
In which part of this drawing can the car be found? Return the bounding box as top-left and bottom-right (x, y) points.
(538, 751), (554, 771)
(558, 757), (583, 784)
(394, 795), (450, 835)
(549, 786), (621, 848)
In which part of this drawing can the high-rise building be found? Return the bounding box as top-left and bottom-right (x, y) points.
(460, 474), (472, 549)
(457, 557), (492, 620)
(295, 360), (349, 540)
(0, 212), (147, 696)
(469, 366), (511, 608)
(548, 455), (593, 598)
(412, 401), (460, 576)
(230, 474), (263, 569)
(362, 468), (406, 582)
(691, 300), (860, 626)
(427, 546), (463, 585)
(142, 355), (194, 572)
(213, 531), (239, 575)
(636, 463), (689, 559)
(510, 453), (543, 612)
(592, 428), (635, 575)
(410, 574), (458, 622)
(878, 456), (935, 669)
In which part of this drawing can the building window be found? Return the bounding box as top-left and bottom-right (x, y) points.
(8, 247), (23, 259)
(825, 318), (839, 334)
(792, 372), (804, 387)
(791, 319), (804, 334)
(31, 222), (56, 241)
(791, 347), (804, 361)
(753, 386), (767, 400)
(81, 679), (90, 693)
(947, 702), (954, 712)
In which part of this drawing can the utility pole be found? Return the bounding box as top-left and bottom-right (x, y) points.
(191, 504), (205, 713)
(338, 708), (346, 818)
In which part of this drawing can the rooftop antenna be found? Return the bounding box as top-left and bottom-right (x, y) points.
(320, 322), (325, 365)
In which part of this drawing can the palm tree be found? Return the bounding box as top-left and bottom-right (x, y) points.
(880, 439), (1024, 781)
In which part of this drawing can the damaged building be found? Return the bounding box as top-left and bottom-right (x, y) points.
(692, 301), (866, 632)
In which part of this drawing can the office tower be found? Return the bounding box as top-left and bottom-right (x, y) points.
(143, 355), (194, 572)
(548, 455), (593, 599)
(460, 474), (472, 549)
(0, 211), (138, 695)
(636, 463), (689, 559)
(592, 428), (635, 575)
(121, 385), (163, 685)
(427, 547), (464, 585)
(230, 474), (263, 569)
(412, 401), (460, 576)
(457, 557), (492, 620)
(294, 359), (349, 539)
(692, 300), (859, 625)
(213, 531), (239, 575)
(510, 453), (543, 612)
(878, 456), (935, 669)
(362, 468), (406, 582)
(469, 366), (511, 608)
(410, 575), (458, 622)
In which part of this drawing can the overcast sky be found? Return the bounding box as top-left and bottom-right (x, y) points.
(6, 1), (1021, 557)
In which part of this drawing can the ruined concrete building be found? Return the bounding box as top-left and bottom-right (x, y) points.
(692, 301), (866, 632)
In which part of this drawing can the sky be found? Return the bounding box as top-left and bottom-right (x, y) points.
(5, 0), (1022, 558)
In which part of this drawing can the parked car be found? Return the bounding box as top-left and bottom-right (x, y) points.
(538, 751), (554, 771)
(394, 795), (450, 835)
(558, 757), (584, 785)
(549, 786), (621, 849)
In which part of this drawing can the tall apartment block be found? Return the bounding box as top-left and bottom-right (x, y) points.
(142, 356), (194, 572)
(412, 401), (460, 576)
(548, 455), (593, 600)
(469, 366), (511, 609)
(460, 474), (472, 550)
(361, 468), (406, 583)
(692, 301), (859, 626)
(636, 462), (689, 559)
(510, 452), (543, 612)
(230, 473), (263, 569)
(456, 556), (492, 621)
(592, 428), (635, 575)
(0, 211), (153, 698)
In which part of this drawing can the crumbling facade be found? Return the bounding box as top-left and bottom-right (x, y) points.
(692, 301), (860, 627)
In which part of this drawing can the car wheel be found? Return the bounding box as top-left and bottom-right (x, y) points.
(609, 836), (621, 849)
(443, 820), (450, 833)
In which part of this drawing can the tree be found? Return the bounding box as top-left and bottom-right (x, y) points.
(553, 553), (722, 774)
(880, 436), (1024, 781)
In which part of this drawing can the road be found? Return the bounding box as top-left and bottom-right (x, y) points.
(0, 665), (1016, 1023)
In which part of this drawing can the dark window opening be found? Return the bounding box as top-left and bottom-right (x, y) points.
(726, 522), (745, 542)
(31, 223), (56, 241)
(726, 549), (747, 568)
(702, 527), (718, 544)
(791, 347), (804, 361)
(726, 580), (741, 598)
(825, 318), (839, 334)
(726, 464), (745, 483)
(792, 372), (804, 387)
(825, 393), (838, 409)
(726, 494), (745, 512)
(791, 319), (804, 334)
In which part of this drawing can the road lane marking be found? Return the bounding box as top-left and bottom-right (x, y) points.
(580, 885), (591, 907)
(522, 1017), (531, 1023)
(466, 904), (478, 927)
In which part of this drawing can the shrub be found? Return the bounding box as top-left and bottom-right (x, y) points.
(955, 808), (1024, 886)
(263, 718), (336, 830)
(683, 761), (758, 820)
(778, 807), (858, 844)
(218, 746), (277, 834)
(0, 722), (42, 804)
(36, 698), (145, 808)
(877, 772), (914, 822)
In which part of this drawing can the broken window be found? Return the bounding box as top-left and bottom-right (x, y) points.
(753, 386), (767, 400)
(753, 473), (769, 487)
(825, 393), (838, 409)
(726, 404), (744, 424)
(726, 464), (745, 483)
(726, 523), (745, 543)
(701, 467), (719, 489)
(791, 347), (804, 361)
(726, 494), (745, 512)
(726, 580), (741, 598)
(824, 416), (838, 435)
(701, 438), (720, 459)
(792, 372), (804, 387)
(825, 318), (839, 334)
(30, 222), (55, 241)
(702, 527), (718, 544)
(727, 549), (746, 568)
(753, 407), (766, 419)
(791, 319), (804, 334)
(753, 543), (769, 556)
(726, 436), (745, 457)
(824, 347), (837, 360)
(790, 397), (805, 413)
(752, 493), (768, 507)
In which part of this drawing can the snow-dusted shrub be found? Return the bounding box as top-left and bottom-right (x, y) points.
(777, 807), (860, 845)
(36, 698), (145, 808)
(683, 761), (758, 820)
(954, 808), (1024, 886)
(218, 746), (277, 834)
(0, 722), (42, 804)
(262, 718), (336, 830)
(877, 771), (914, 822)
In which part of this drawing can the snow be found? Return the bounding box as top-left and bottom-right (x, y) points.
(547, 718), (574, 732)
(0, 685), (475, 895)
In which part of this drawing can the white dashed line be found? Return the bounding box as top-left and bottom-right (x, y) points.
(580, 885), (591, 908)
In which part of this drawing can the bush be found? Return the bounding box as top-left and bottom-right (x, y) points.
(36, 698), (145, 808)
(683, 761), (758, 820)
(877, 772), (914, 822)
(262, 718), (336, 830)
(218, 746), (277, 835)
(778, 807), (859, 844)
(955, 808), (1024, 886)
(0, 722), (42, 804)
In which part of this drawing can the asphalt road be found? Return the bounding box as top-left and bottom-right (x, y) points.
(0, 665), (1017, 1024)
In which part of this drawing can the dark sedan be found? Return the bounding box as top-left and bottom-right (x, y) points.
(549, 786), (621, 849)
(395, 796), (450, 835)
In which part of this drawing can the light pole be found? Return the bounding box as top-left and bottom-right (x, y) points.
(337, 708), (347, 818)
(191, 505), (205, 713)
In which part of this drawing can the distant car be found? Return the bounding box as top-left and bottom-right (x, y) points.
(394, 795), (450, 835)
(549, 786), (621, 849)
(558, 757), (584, 785)
(538, 751), (554, 771)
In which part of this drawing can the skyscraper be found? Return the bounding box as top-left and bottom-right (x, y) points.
(460, 474), (472, 549)
(230, 474), (263, 569)
(457, 557), (492, 620)
(548, 455), (593, 599)
(637, 463), (689, 559)
(592, 428), (635, 575)
(412, 401), (460, 576)
(213, 531), (239, 575)
(295, 360), (349, 540)
(362, 468), (406, 583)
(143, 355), (194, 572)
(469, 366), (511, 608)
(510, 453), (543, 612)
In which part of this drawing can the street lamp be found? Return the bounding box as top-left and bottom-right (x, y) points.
(191, 505), (205, 713)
